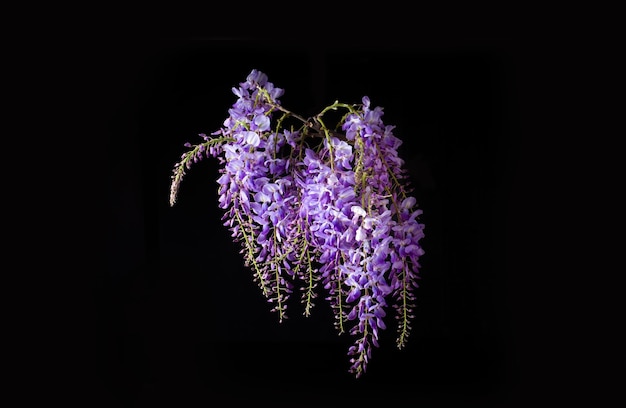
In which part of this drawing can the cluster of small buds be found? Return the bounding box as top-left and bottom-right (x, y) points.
(169, 69), (425, 377)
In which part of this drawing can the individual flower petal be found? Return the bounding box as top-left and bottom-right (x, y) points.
(244, 131), (261, 147)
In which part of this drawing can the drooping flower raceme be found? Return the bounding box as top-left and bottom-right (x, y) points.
(169, 69), (425, 378)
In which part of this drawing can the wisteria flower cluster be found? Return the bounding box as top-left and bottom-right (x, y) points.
(169, 69), (425, 378)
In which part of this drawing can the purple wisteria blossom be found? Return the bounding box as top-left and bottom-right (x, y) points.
(342, 96), (426, 351)
(295, 140), (358, 333)
(169, 69), (426, 378)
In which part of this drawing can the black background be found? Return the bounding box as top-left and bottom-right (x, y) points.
(20, 10), (621, 408)
(102, 39), (514, 407)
